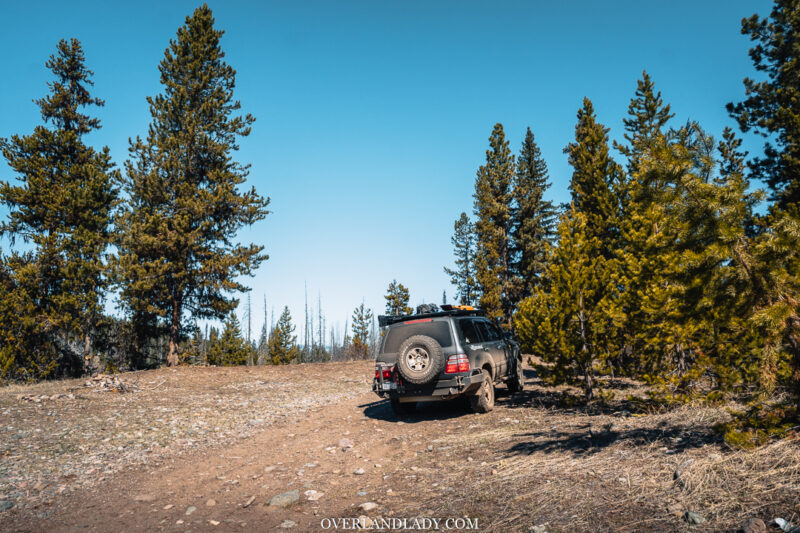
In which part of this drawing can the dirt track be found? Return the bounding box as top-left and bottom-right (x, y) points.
(2, 362), (798, 533)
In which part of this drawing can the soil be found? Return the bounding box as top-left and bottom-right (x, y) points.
(1, 361), (798, 532)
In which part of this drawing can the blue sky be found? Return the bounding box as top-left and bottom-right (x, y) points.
(0, 0), (772, 341)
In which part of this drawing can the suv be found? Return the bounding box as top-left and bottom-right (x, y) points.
(372, 305), (524, 415)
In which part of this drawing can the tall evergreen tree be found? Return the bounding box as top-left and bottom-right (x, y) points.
(727, 0), (800, 208)
(115, 5), (270, 366)
(515, 209), (619, 400)
(444, 212), (479, 305)
(269, 306), (299, 365)
(384, 280), (411, 316)
(350, 302), (373, 359)
(473, 124), (515, 328)
(564, 98), (622, 252)
(614, 71), (675, 176)
(511, 127), (557, 300)
(0, 38), (117, 377)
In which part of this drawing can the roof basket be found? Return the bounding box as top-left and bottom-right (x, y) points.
(378, 305), (485, 328)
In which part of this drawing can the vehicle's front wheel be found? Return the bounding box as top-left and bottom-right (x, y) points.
(469, 369), (494, 413)
(507, 356), (524, 393)
(390, 398), (416, 416)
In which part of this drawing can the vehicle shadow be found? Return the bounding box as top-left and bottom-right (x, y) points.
(362, 398), (470, 423)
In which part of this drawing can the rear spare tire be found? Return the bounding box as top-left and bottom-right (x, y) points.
(395, 335), (445, 385)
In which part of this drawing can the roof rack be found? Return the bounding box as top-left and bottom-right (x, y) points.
(378, 306), (485, 328)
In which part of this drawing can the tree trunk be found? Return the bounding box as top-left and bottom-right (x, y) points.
(167, 298), (182, 366)
(578, 292), (594, 401)
(583, 365), (594, 402)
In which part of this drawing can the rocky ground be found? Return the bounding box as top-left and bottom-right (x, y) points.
(1, 361), (798, 532)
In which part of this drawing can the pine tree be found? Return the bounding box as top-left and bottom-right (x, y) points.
(269, 306), (299, 365)
(473, 124), (515, 327)
(384, 280), (411, 316)
(350, 302), (373, 359)
(511, 127), (557, 300)
(564, 98), (623, 252)
(614, 71), (675, 176)
(115, 5), (270, 366)
(0, 38), (118, 377)
(444, 212), (479, 305)
(727, 0), (800, 208)
(515, 208), (619, 401)
(208, 313), (249, 366)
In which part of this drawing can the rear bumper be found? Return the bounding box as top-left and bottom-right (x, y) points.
(372, 366), (484, 401)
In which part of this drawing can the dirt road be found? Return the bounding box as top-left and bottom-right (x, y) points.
(1, 362), (797, 532)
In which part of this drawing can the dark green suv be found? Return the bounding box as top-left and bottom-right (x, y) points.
(372, 305), (523, 415)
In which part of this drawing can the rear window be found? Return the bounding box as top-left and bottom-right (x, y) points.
(382, 320), (453, 353)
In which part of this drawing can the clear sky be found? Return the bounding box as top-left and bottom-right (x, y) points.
(0, 0), (773, 341)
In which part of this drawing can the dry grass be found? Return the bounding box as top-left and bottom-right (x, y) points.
(387, 378), (800, 532)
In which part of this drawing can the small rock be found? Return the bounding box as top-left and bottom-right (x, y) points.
(0, 500), (13, 512)
(339, 438), (355, 449)
(684, 511), (705, 524)
(280, 520), (296, 529)
(206, 499), (216, 507)
(163, 504), (174, 510)
(774, 518), (800, 532)
(467, 456), (474, 462)
(353, 468), (365, 475)
(269, 490), (300, 507)
(134, 494), (156, 502)
(185, 506), (197, 516)
(264, 465), (276, 473)
(742, 518), (767, 533)
(530, 526), (547, 533)
(357, 491), (367, 497)
(426, 445), (433, 452)
(243, 496), (256, 508)
(359, 516), (374, 528)
(491, 469), (498, 475)
(209, 520), (220, 526)
(304, 490), (324, 501)
(359, 502), (379, 512)
(176, 520), (184, 525)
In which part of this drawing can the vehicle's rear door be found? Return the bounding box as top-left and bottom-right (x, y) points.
(474, 319), (508, 377)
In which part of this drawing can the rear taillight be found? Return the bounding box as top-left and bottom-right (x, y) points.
(375, 367), (393, 379)
(445, 354), (470, 373)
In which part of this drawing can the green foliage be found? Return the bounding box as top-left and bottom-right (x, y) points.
(715, 402), (799, 448)
(0, 38), (117, 379)
(614, 71), (674, 176)
(515, 209), (619, 401)
(511, 127), (557, 300)
(350, 302), (373, 359)
(444, 212), (479, 306)
(564, 97), (623, 253)
(114, 4), (270, 366)
(268, 307), (299, 365)
(384, 280), (412, 316)
(473, 124), (515, 328)
(207, 314), (251, 366)
(727, 0), (800, 208)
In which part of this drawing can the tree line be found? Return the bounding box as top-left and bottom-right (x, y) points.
(0, 5), (385, 379)
(445, 0), (800, 441)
